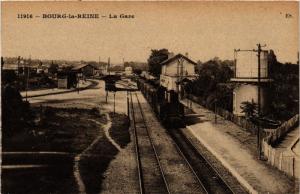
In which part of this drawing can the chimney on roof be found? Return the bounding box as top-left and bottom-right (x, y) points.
(168, 52), (175, 59)
(185, 52), (189, 58)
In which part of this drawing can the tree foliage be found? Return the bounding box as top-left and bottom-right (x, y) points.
(2, 82), (32, 136)
(190, 57), (234, 110)
(48, 62), (59, 75)
(147, 49), (170, 77)
(267, 50), (299, 120)
(240, 100), (258, 118)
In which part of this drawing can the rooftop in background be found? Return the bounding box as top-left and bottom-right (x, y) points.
(160, 53), (197, 66)
(90, 62), (108, 70)
(72, 64), (94, 71)
(2, 62), (42, 70)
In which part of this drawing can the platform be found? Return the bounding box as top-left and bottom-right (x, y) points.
(180, 98), (297, 194)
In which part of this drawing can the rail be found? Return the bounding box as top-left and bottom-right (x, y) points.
(130, 91), (171, 194)
(170, 129), (239, 194)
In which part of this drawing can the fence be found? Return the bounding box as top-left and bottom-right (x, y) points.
(188, 94), (300, 178)
(264, 114), (299, 145)
(188, 95), (257, 134)
(262, 139), (299, 178)
(262, 114), (299, 179)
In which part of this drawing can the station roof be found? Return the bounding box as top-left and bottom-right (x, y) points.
(160, 53), (197, 66)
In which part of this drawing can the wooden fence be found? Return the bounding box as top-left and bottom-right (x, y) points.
(188, 94), (299, 178)
(262, 139), (299, 178)
(188, 95), (257, 134)
(265, 114), (299, 145)
(262, 115), (299, 178)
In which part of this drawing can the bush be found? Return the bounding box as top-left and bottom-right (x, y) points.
(2, 83), (33, 136)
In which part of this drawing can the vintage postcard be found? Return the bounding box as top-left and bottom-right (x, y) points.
(1, 1), (299, 194)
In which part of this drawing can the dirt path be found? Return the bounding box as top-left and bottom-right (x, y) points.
(89, 113), (122, 152)
(103, 113), (122, 151)
(73, 114), (117, 194)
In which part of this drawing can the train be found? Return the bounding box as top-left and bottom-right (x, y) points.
(136, 75), (185, 129)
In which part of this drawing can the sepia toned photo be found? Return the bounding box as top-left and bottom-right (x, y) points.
(1, 1), (299, 194)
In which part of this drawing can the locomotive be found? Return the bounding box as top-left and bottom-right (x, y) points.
(137, 76), (185, 129)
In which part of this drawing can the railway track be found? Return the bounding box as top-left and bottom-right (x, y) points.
(130, 92), (170, 194)
(170, 129), (241, 194)
(130, 90), (241, 194)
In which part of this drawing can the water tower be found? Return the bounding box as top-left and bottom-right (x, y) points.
(231, 49), (272, 116)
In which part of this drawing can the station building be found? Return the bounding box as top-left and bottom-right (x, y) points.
(159, 53), (197, 102)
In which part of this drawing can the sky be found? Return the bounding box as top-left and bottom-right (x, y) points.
(1, 1), (299, 64)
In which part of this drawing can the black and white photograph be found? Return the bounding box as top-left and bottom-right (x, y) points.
(1, 1), (299, 194)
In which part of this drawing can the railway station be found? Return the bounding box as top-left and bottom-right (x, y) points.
(2, 2), (299, 194)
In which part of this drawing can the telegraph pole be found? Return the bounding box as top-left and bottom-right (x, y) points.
(1, 57), (4, 73)
(17, 56), (20, 77)
(235, 43), (266, 160)
(257, 44), (262, 159)
(215, 88), (217, 123)
(108, 57), (110, 75)
(256, 43), (266, 160)
(25, 55), (31, 102)
(113, 92), (116, 115)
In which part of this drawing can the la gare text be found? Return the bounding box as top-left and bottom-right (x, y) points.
(17, 13), (135, 19)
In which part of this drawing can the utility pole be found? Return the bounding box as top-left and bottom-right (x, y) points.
(127, 91), (129, 116)
(113, 92), (116, 115)
(25, 55), (31, 102)
(123, 58), (125, 74)
(234, 43), (266, 160)
(17, 56), (20, 77)
(77, 75), (80, 94)
(1, 57), (4, 72)
(108, 57), (110, 75)
(256, 43), (266, 160)
(215, 88), (217, 123)
(23, 57), (26, 75)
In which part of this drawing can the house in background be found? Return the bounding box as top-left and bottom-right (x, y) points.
(37, 64), (49, 74)
(125, 66), (133, 76)
(231, 50), (272, 116)
(2, 63), (18, 72)
(57, 71), (77, 89)
(92, 62), (108, 76)
(159, 53), (197, 102)
(72, 64), (95, 78)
